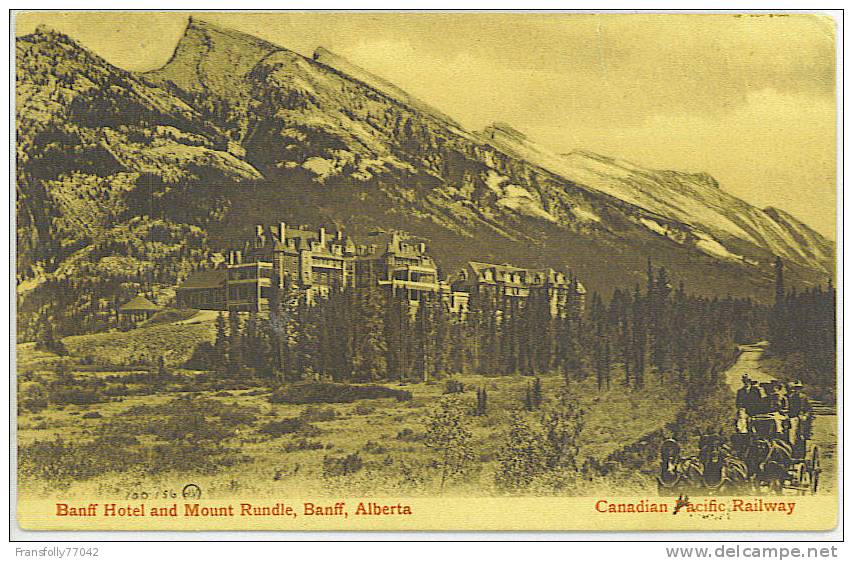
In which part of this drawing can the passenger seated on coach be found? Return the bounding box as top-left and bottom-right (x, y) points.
(768, 382), (789, 435)
(786, 380), (813, 445)
(743, 378), (762, 416)
(749, 381), (773, 415)
(746, 381), (786, 437)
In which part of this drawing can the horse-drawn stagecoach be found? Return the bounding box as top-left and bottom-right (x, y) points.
(658, 379), (820, 495)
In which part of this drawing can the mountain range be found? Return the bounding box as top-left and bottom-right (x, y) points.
(16, 18), (835, 326)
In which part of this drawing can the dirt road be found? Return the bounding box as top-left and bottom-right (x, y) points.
(725, 342), (837, 495)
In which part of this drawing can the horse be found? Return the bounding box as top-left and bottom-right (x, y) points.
(696, 434), (750, 494)
(658, 439), (704, 494)
(743, 435), (793, 493)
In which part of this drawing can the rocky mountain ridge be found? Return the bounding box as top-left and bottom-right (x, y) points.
(15, 18), (835, 335)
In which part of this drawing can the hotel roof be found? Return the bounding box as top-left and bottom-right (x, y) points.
(119, 294), (161, 312)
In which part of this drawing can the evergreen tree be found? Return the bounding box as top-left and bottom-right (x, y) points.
(559, 314), (584, 382)
(227, 311), (242, 376)
(470, 289), (499, 375)
(475, 387), (488, 416)
(276, 277), (303, 380)
(650, 266), (672, 378)
(156, 355), (169, 380)
(499, 296), (519, 375)
(448, 316), (469, 375)
(524, 383), (535, 411)
(323, 286), (352, 382)
(770, 256), (787, 350)
(532, 377), (543, 409)
(590, 292), (608, 391)
(433, 295), (451, 377)
(384, 294), (411, 382)
(413, 293), (436, 381)
(243, 311), (260, 371)
(608, 288), (633, 386)
(766, 270), (835, 396)
(214, 311), (227, 370)
(672, 282), (689, 383)
(297, 296), (315, 379)
(350, 285), (388, 382)
(34, 311), (67, 356)
(631, 284), (646, 388)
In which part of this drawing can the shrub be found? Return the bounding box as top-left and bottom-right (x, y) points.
(397, 460), (426, 489)
(268, 382), (411, 404)
(282, 438), (325, 452)
(299, 406), (338, 422)
(113, 396), (257, 443)
(395, 428), (423, 442)
(18, 383), (48, 414)
(148, 410), (234, 442)
(218, 408), (258, 426)
(20, 420), (252, 482)
(18, 435), (143, 480)
(102, 384), (132, 397)
(362, 440), (388, 454)
(425, 395), (476, 489)
(48, 387), (103, 406)
(259, 418), (317, 438)
(81, 411), (103, 419)
(443, 379), (465, 394)
(322, 453), (364, 477)
(145, 442), (250, 474)
(353, 403), (376, 415)
(184, 342), (217, 370)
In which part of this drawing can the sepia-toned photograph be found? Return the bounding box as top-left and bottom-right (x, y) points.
(12, 10), (838, 532)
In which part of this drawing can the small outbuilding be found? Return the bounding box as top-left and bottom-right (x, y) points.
(118, 294), (161, 326)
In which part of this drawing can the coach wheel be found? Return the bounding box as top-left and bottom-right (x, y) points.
(810, 447), (821, 494)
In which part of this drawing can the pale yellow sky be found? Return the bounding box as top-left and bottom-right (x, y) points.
(15, 12), (838, 239)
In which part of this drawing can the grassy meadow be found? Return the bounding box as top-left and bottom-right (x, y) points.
(17, 316), (689, 500)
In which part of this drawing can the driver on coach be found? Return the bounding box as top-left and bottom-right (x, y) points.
(786, 380), (813, 444)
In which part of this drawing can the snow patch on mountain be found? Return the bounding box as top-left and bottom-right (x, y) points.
(480, 123), (832, 274)
(694, 232), (743, 262)
(302, 157), (335, 180)
(640, 217), (669, 237)
(498, 196), (557, 222)
(572, 207), (601, 223)
(485, 170), (556, 222)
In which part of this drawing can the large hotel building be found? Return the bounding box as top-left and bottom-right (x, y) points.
(176, 223), (585, 317)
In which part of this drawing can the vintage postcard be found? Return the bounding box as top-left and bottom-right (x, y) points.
(13, 11), (838, 532)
